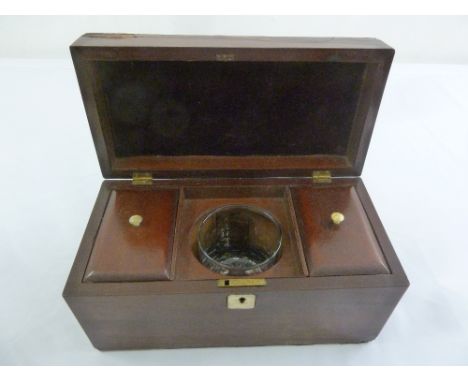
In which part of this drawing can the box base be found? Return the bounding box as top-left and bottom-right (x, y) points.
(63, 177), (409, 350)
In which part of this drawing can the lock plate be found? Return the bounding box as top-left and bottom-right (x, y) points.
(227, 294), (256, 309)
(217, 279), (266, 288)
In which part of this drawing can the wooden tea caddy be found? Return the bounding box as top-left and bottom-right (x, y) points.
(63, 33), (409, 350)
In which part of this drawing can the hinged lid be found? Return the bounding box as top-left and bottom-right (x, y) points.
(71, 33), (394, 179)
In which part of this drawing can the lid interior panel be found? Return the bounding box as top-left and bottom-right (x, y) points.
(95, 60), (366, 158)
(71, 35), (393, 177)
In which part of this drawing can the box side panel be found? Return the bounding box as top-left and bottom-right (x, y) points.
(355, 179), (409, 285)
(65, 285), (406, 350)
(63, 181), (111, 297)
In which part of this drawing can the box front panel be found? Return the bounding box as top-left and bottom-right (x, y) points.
(67, 285), (405, 350)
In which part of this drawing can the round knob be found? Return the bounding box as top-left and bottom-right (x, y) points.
(129, 214), (143, 227)
(330, 212), (345, 225)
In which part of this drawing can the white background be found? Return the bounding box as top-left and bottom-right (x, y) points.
(1, 16), (468, 63)
(0, 16), (467, 365)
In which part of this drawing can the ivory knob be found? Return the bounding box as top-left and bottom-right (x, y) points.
(129, 214), (143, 227)
(330, 212), (345, 225)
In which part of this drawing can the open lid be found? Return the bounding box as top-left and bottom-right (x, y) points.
(71, 34), (394, 179)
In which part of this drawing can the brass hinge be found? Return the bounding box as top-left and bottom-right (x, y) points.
(132, 172), (153, 185)
(312, 170), (332, 183)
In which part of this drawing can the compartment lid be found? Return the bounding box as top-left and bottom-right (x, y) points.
(71, 33), (394, 179)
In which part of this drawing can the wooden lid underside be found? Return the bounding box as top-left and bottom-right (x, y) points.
(71, 34), (394, 178)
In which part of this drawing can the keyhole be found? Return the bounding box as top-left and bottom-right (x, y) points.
(227, 294), (255, 309)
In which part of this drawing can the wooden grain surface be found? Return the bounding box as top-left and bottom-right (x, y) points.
(291, 184), (390, 276)
(63, 178), (409, 350)
(72, 34), (393, 49)
(173, 186), (308, 280)
(64, 35), (405, 350)
(84, 189), (178, 282)
(70, 33), (394, 179)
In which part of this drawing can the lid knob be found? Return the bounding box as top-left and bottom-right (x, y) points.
(330, 212), (345, 225)
(129, 214), (143, 227)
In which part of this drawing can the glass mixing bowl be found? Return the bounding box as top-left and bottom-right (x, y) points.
(197, 205), (282, 276)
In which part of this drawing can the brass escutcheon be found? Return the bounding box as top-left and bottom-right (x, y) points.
(227, 294), (256, 309)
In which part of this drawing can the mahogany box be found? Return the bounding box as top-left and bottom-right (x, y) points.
(63, 33), (409, 350)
